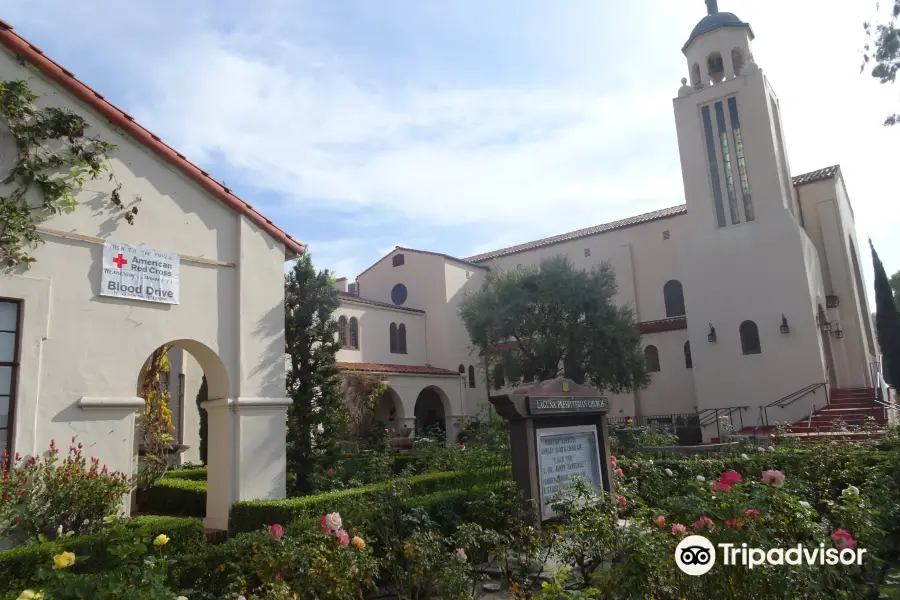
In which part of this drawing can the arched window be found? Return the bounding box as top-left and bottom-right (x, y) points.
(731, 47), (745, 76)
(397, 324), (407, 354)
(739, 320), (761, 355)
(468, 365), (476, 388)
(644, 345), (660, 372)
(338, 316), (348, 346)
(348, 317), (359, 349)
(389, 322), (398, 353)
(684, 341), (693, 369)
(707, 51), (724, 84)
(664, 280), (686, 317)
(491, 364), (505, 390)
(458, 364), (465, 375)
(691, 62), (702, 88)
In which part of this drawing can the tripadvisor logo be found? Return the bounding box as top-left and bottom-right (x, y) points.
(674, 535), (867, 576)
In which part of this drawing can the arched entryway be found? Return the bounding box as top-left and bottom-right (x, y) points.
(374, 386), (405, 433)
(414, 386), (450, 438)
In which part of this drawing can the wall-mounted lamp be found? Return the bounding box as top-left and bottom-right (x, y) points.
(821, 320), (832, 333)
(707, 323), (717, 343)
(833, 322), (844, 339)
(780, 314), (790, 335)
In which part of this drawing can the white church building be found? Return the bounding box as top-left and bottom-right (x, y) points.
(332, 3), (884, 443)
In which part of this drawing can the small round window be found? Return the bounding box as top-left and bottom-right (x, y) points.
(391, 283), (408, 306)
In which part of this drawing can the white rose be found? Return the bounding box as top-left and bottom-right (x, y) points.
(767, 446), (776, 452)
(842, 486), (860, 498)
(649, 460), (654, 466)
(324, 512), (343, 531)
(455, 548), (467, 562)
(740, 454), (749, 460)
(696, 475), (706, 482)
(799, 501), (811, 510)
(664, 468), (674, 477)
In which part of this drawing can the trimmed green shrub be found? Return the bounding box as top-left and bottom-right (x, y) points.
(229, 466), (511, 535)
(0, 516), (206, 595)
(164, 468), (208, 481)
(137, 478), (207, 517)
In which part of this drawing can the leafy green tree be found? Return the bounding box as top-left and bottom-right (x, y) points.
(863, 1), (900, 125)
(284, 252), (347, 495)
(459, 255), (649, 393)
(870, 241), (900, 388)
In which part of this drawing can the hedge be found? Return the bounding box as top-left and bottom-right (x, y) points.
(163, 467), (208, 481)
(229, 466), (512, 535)
(137, 477), (207, 517)
(0, 516), (206, 596)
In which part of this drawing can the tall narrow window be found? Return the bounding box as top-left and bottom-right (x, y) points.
(491, 364), (505, 390)
(702, 105), (727, 228)
(644, 345), (660, 372)
(458, 364), (465, 375)
(348, 317), (359, 349)
(468, 365), (476, 388)
(728, 97), (754, 221)
(338, 316), (348, 347)
(684, 341), (693, 369)
(389, 323), (398, 353)
(716, 101), (740, 224)
(0, 300), (21, 457)
(397, 324), (407, 354)
(739, 320), (762, 355)
(663, 280), (686, 317)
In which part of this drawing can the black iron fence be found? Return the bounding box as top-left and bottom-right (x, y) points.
(608, 413), (702, 446)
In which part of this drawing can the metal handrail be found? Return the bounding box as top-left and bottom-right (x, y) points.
(697, 406), (750, 440)
(761, 382), (827, 428)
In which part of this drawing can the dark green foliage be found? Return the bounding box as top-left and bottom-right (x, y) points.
(863, 1), (900, 125)
(136, 478), (207, 517)
(871, 241), (900, 387)
(891, 270), (900, 312)
(0, 516), (206, 594)
(196, 375), (208, 464)
(228, 467), (512, 535)
(459, 255), (649, 393)
(284, 253), (347, 495)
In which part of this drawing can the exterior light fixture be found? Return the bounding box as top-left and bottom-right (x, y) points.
(780, 314), (790, 335)
(833, 323), (844, 339)
(707, 323), (717, 343)
(821, 321), (832, 333)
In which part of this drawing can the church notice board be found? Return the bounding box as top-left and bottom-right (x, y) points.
(100, 242), (180, 305)
(536, 424), (603, 521)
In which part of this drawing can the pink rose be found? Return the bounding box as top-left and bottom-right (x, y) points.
(323, 512), (342, 532)
(745, 508), (760, 521)
(267, 524), (284, 540)
(831, 529), (856, 550)
(653, 515), (666, 528)
(761, 470), (785, 488)
(694, 516), (714, 531)
(616, 495), (627, 506)
(719, 471), (743, 486)
(336, 529), (350, 547)
(615, 468), (624, 477)
(671, 523), (687, 537)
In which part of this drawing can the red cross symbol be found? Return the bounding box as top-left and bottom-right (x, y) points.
(112, 253), (128, 269)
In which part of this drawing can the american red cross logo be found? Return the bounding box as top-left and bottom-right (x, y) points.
(112, 253), (128, 269)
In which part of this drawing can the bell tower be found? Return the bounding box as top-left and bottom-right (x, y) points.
(673, 2), (829, 439)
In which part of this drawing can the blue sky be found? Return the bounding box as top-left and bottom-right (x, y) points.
(2, 0), (898, 289)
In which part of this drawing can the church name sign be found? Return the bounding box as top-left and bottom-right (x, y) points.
(528, 396), (609, 416)
(100, 242), (180, 305)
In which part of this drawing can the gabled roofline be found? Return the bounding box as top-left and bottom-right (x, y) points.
(337, 291), (426, 314)
(357, 245), (487, 280)
(0, 20), (305, 260)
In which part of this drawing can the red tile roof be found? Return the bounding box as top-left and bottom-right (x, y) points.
(465, 205), (688, 263)
(638, 316), (687, 334)
(338, 291), (425, 314)
(0, 20), (305, 259)
(792, 165), (840, 186)
(336, 362), (461, 376)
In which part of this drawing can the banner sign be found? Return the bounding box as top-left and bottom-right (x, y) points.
(100, 242), (180, 304)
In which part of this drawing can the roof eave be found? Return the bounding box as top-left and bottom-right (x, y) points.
(681, 22), (755, 54)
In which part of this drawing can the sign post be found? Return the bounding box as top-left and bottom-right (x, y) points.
(100, 242), (180, 305)
(489, 378), (614, 524)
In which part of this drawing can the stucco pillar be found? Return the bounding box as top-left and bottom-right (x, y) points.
(444, 415), (464, 445)
(202, 397), (291, 531)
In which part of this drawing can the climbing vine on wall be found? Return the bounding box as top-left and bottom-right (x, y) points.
(136, 344), (175, 490)
(0, 78), (138, 268)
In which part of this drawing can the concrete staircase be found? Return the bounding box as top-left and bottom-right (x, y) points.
(785, 387), (887, 441)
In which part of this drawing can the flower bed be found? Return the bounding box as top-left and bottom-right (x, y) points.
(0, 515), (206, 595)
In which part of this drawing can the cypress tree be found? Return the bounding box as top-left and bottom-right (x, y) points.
(196, 375), (208, 464)
(870, 240), (900, 388)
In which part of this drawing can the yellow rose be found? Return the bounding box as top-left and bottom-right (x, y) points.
(351, 536), (365, 549)
(52, 551), (75, 570)
(17, 591), (42, 600)
(153, 534), (169, 547)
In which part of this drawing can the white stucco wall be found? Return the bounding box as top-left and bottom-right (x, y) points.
(0, 47), (290, 528)
(335, 301), (427, 366)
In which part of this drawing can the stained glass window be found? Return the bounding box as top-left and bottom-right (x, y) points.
(716, 101), (740, 224)
(728, 97), (754, 221)
(701, 106), (727, 228)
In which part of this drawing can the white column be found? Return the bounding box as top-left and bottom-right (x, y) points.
(202, 397), (291, 531)
(444, 414), (465, 445)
